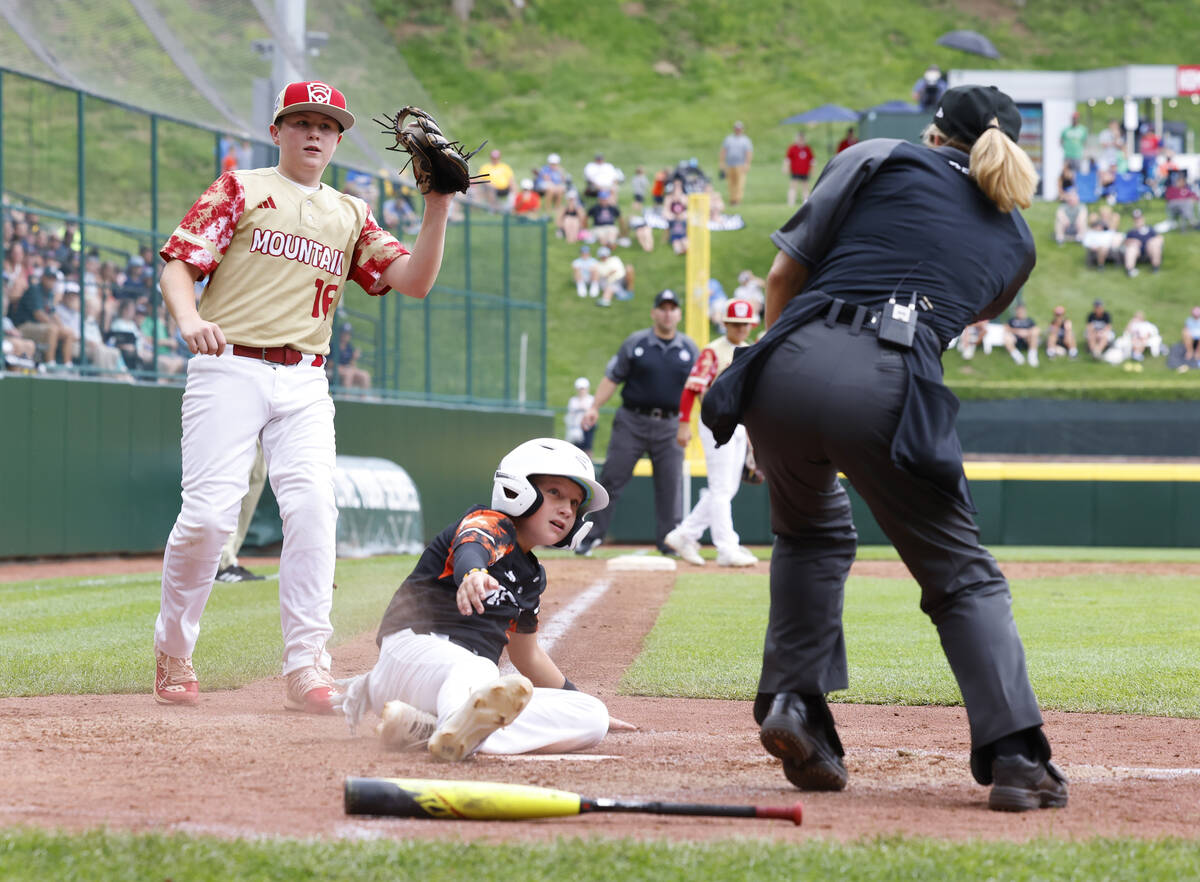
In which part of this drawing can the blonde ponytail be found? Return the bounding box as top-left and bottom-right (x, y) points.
(923, 120), (1037, 213)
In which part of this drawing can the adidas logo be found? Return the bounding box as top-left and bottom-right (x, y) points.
(256, 196), (278, 210)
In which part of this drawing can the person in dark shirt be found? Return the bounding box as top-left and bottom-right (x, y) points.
(1003, 304), (1041, 366)
(335, 438), (632, 760)
(1084, 298), (1114, 358)
(710, 85), (1067, 812)
(1120, 208), (1163, 277)
(586, 190), (621, 247)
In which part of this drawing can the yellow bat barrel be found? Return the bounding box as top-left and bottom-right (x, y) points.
(345, 777), (583, 821)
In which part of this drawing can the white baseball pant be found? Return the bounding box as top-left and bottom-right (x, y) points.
(675, 422), (748, 554)
(154, 348), (338, 675)
(366, 629), (609, 755)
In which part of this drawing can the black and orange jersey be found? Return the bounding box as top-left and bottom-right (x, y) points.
(375, 505), (546, 662)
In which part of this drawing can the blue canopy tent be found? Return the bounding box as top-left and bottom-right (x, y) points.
(781, 104), (860, 155)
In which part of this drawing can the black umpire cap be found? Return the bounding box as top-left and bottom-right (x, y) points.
(653, 289), (680, 308)
(934, 85), (1022, 145)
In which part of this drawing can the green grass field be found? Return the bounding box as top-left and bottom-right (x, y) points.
(2, 548), (1198, 877)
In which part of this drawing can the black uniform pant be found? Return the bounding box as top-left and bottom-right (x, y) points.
(587, 406), (684, 547)
(742, 320), (1044, 754)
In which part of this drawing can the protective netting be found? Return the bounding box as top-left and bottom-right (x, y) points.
(0, 0), (434, 172)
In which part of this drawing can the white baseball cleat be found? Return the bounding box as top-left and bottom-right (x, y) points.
(428, 674), (534, 762)
(663, 527), (705, 566)
(377, 700), (438, 751)
(717, 546), (758, 567)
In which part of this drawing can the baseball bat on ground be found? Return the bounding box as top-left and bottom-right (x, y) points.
(344, 777), (803, 825)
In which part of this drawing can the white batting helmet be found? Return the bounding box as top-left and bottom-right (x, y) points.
(491, 438), (608, 549)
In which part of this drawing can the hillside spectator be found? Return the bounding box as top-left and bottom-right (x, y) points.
(571, 244), (599, 298)
(534, 153), (568, 213)
(1181, 306), (1200, 366)
(556, 191), (587, 243)
(629, 166), (650, 211)
(1044, 306), (1079, 360)
(784, 130), (815, 206)
(1122, 310), (1159, 362)
(1060, 111), (1088, 170)
(583, 153), (622, 199)
(731, 269), (765, 317)
(703, 181), (726, 220)
(719, 120), (753, 206)
(57, 282), (126, 375)
(836, 126), (857, 153)
(587, 190), (621, 247)
(650, 167), (669, 206)
(1137, 124), (1160, 185)
(957, 318), (990, 360)
(332, 322), (371, 389)
(478, 149), (515, 210)
(1164, 173), (1199, 230)
(1083, 204), (1123, 269)
(1003, 304), (1040, 367)
(1121, 208), (1163, 277)
(912, 63), (948, 111)
(564, 376), (595, 457)
(106, 298), (152, 370)
(1096, 119), (1126, 179)
(3, 314), (37, 368)
(1085, 299), (1114, 359)
(513, 179), (541, 215)
(594, 246), (633, 307)
(1054, 189), (1086, 244)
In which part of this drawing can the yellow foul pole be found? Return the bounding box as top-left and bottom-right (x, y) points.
(682, 192), (711, 472)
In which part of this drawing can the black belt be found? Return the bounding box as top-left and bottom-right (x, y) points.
(824, 298), (881, 335)
(624, 405), (679, 420)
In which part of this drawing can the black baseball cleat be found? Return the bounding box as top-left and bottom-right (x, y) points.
(215, 565), (265, 583)
(759, 692), (848, 791)
(988, 755), (1069, 812)
(574, 536), (602, 557)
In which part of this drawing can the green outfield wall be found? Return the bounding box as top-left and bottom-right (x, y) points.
(0, 376), (551, 558)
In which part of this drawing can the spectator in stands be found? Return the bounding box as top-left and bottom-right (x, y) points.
(382, 184), (419, 233)
(594, 246), (633, 308)
(784, 130), (815, 206)
(1164, 171), (1199, 231)
(1137, 124), (1160, 185)
(332, 322), (371, 389)
(957, 319), (990, 360)
(629, 166), (650, 212)
(583, 152), (622, 199)
(1054, 188), (1086, 245)
(836, 126), (858, 153)
(912, 63), (948, 112)
(1121, 208), (1163, 277)
(140, 305), (188, 375)
(534, 153), (568, 214)
(587, 190), (621, 248)
(478, 149), (515, 210)
(556, 191), (587, 243)
(1044, 305), (1079, 360)
(1083, 204), (1123, 270)
(719, 120), (754, 207)
(703, 181), (726, 220)
(571, 244), (599, 298)
(513, 179), (541, 215)
(564, 376), (595, 458)
(662, 180), (689, 255)
(1084, 299), (1114, 359)
(3, 313), (37, 369)
(1096, 119), (1126, 184)
(1003, 304), (1040, 367)
(1181, 306), (1200, 367)
(1122, 310), (1159, 363)
(11, 270), (77, 368)
(107, 298), (152, 370)
(1060, 111), (1088, 171)
(650, 167), (669, 207)
(731, 269), (765, 318)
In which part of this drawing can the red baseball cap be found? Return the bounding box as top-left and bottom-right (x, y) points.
(724, 298), (759, 325)
(272, 81), (355, 132)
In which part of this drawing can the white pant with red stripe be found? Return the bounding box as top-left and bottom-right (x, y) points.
(154, 347), (338, 676)
(366, 629), (609, 755)
(675, 422), (748, 554)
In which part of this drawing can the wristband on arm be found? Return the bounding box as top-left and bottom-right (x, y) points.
(561, 677), (578, 691)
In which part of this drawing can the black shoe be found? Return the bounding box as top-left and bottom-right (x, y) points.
(759, 693), (848, 791)
(656, 543), (678, 558)
(574, 536), (602, 557)
(215, 564), (265, 583)
(988, 755), (1069, 812)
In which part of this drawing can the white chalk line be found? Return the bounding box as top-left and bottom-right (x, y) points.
(499, 577), (612, 674)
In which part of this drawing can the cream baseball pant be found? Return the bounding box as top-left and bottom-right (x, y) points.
(154, 347), (338, 676)
(366, 629), (609, 755)
(675, 422), (747, 555)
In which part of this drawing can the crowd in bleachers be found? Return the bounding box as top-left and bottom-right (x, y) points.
(2, 205), (187, 378)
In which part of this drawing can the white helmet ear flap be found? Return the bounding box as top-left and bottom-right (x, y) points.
(491, 470), (542, 517)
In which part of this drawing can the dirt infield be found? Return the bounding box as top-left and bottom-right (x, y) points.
(1, 553), (1198, 842)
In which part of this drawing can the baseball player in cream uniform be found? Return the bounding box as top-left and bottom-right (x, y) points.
(665, 299), (759, 567)
(153, 81), (454, 713)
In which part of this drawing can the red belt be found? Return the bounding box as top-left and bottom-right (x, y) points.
(231, 345), (324, 367)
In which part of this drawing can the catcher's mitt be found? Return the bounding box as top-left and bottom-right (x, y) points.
(374, 106), (487, 195)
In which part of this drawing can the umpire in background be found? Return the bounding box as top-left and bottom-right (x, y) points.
(704, 85), (1067, 812)
(578, 289), (698, 555)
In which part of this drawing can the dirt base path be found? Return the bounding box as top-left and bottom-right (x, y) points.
(1, 554), (1197, 842)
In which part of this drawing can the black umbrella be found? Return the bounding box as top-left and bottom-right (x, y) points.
(935, 29), (1001, 59)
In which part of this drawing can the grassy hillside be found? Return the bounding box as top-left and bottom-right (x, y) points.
(369, 0), (1200, 443)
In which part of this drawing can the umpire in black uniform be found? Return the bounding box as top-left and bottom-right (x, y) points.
(703, 85), (1067, 812)
(579, 289), (699, 555)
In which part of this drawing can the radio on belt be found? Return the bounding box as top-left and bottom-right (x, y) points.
(878, 290), (919, 349)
